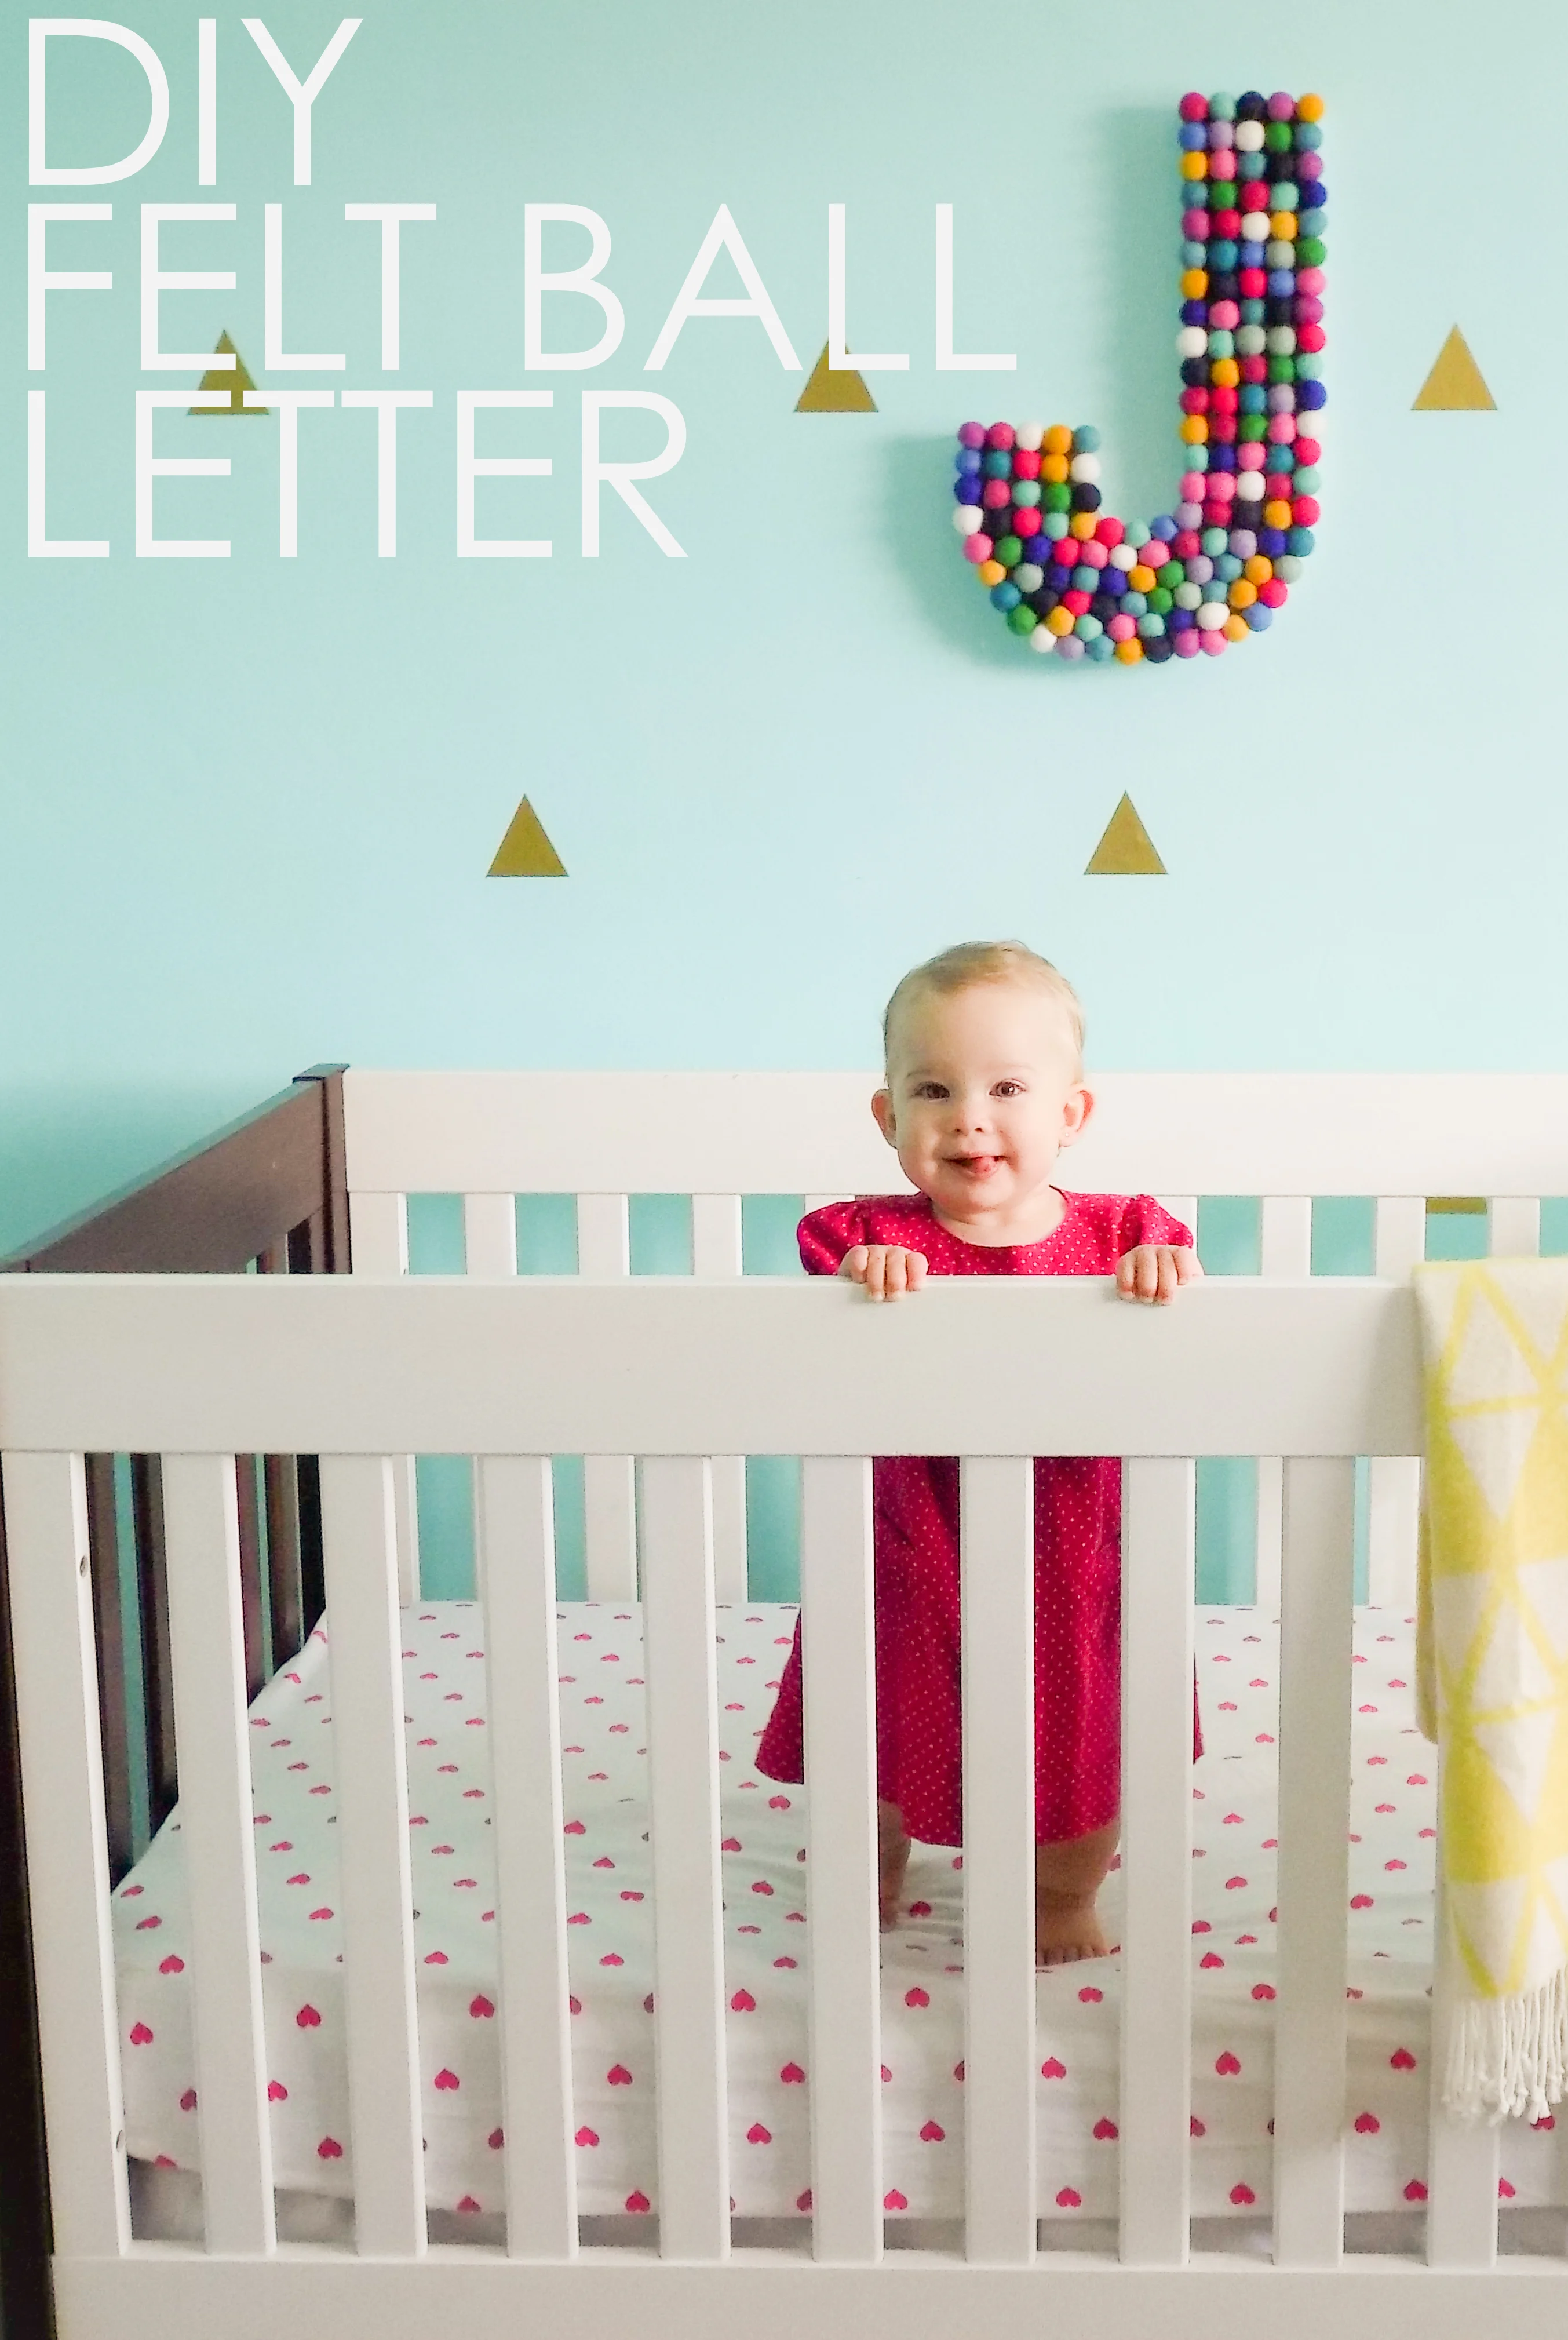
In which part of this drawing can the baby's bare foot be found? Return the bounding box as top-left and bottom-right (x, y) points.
(878, 1802), (911, 1930)
(1035, 1884), (1111, 1967)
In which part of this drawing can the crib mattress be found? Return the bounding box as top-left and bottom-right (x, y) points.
(113, 1599), (1566, 2224)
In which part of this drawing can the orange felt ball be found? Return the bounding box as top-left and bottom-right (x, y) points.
(1180, 415), (1209, 445)
(1045, 606), (1074, 637)
(1129, 563), (1156, 593)
(1210, 357), (1240, 388)
(1069, 511), (1097, 541)
(1180, 151), (1208, 181)
(1270, 212), (1297, 240)
(978, 559), (1005, 586)
(1041, 453), (1069, 484)
(1227, 578), (1257, 609)
(1180, 268), (1209, 299)
(1264, 498), (1292, 528)
(1297, 92), (1325, 120)
(1114, 637), (1144, 664)
(1244, 554), (1274, 585)
(1223, 613), (1249, 642)
(1043, 424), (1073, 455)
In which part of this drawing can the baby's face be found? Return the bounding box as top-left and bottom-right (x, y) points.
(874, 982), (1091, 1231)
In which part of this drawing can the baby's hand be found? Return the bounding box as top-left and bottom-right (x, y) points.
(840, 1244), (928, 1302)
(1115, 1244), (1203, 1306)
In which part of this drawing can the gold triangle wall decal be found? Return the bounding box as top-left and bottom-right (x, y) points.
(1085, 794), (1166, 876)
(488, 797), (567, 877)
(190, 331), (267, 415)
(794, 343), (877, 414)
(1412, 326), (1496, 412)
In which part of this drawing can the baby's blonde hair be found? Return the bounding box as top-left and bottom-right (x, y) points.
(883, 940), (1085, 1073)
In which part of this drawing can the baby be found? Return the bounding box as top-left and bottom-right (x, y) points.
(756, 940), (1202, 1964)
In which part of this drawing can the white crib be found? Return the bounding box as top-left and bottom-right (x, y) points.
(4, 1068), (1568, 2340)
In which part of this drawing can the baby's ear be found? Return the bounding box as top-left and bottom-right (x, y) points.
(871, 1087), (897, 1146)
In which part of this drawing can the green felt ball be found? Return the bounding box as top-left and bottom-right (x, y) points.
(1209, 180), (1238, 210)
(1148, 586), (1175, 614)
(1007, 603), (1038, 635)
(1238, 413), (1268, 440)
(1209, 91), (1237, 118)
(994, 534), (1023, 567)
(1043, 482), (1072, 513)
(1265, 119), (1292, 152)
(1208, 329), (1235, 359)
(1296, 235), (1326, 267)
(1267, 356), (1297, 384)
(1043, 511), (1071, 538)
(1157, 560), (1186, 590)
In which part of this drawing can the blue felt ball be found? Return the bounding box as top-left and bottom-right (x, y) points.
(1071, 564), (1099, 594)
(1138, 611), (1167, 637)
(956, 447), (983, 475)
(1181, 300), (1209, 328)
(991, 581), (1022, 611)
(1245, 602), (1274, 630)
(1288, 526), (1316, 557)
(1179, 121), (1208, 151)
(1144, 633), (1175, 663)
(1294, 121), (1323, 150)
(1073, 424), (1102, 452)
(1268, 269), (1297, 298)
(1047, 562), (1074, 591)
(1239, 384), (1268, 413)
(1182, 238), (1207, 267)
(1305, 180), (1328, 207)
(1239, 240), (1266, 268)
(1100, 566), (1126, 597)
(1215, 552), (1243, 582)
(1257, 526), (1287, 558)
(1122, 590), (1148, 617)
(1209, 238), (1239, 268)
(983, 449), (1012, 478)
(1299, 209), (1326, 238)
(1168, 605), (1197, 632)
(954, 478), (978, 501)
(1084, 632), (1115, 662)
(1297, 379), (1328, 411)
(1151, 515), (1178, 541)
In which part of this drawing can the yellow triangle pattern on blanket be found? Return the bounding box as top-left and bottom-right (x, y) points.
(1414, 1259), (1568, 2118)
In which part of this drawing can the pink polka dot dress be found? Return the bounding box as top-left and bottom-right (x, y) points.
(755, 1188), (1197, 1848)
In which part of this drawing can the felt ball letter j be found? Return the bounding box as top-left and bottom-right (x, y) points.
(952, 90), (1325, 667)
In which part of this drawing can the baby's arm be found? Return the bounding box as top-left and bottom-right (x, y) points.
(840, 1245), (928, 1302)
(1115, 1244), (1203, 1306)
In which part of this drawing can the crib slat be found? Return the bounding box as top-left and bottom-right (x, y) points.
(959, 1455), (1035, 2265)
(577, 1195), (637, 1603)
(1272, 1456), (1355, 2268)
(347, 1194), (421, 1603)
(160, 1453), (275, 2254)
(318, 1455), (426, 2257)
(1489, 1195), (1541, 1257)
(691, 1197), (748, 1603)
(1119, 1456), (1195, 2267)
(1369, 1197), (1428, 1610)
(1, 1451), (130, 2256)
(475, 1455), (577, 2259)
(1427, 1771), (1500, 2268)
(1255, 1200), (1312, 1610)
(800, 1456), (880, 2264)
(640, 1455), (728, 2261)
(462, 1193), (519, 1277)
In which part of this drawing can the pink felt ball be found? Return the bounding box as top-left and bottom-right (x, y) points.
(962, 533), (993, 564)
(1294, 296), (1325, 326)
(1296, 151), (1323, 181)
(1172, 529), (1202, 561)
(1107, 613), (1137, 642)
(1180, 90), (1209, 121)
(1239, 268), (1267, 298)
(1080, 539), (1108, 570)
(1293, 495), (1321, 526)
(1182, 207), (1209, 240)
(1266, 413), (1297, 444)
(1173, 629), (1202, 658)
(981, 478), (1011, 509)
(1137, 541), (1163, 568)
(1297, 323), (1326, 353)
(1180, 387), (1210, 416)
(1294, 435), (1322, 466)
(985, 421), (1015, 450)
(1207, 471), (1237, 501)
(1200, 629), (1228, 655)
(1259, 578), (1288, 608)
(1267, 90), (1295, 119)
(957, 421), (986, 450)
(1202, 503), (1229, 530)
(1208, 299), (1240, 331)
(1012, 449), (1041, 480)
(1296, 265), (1326, 295)
(1095, 515), (1126, 548)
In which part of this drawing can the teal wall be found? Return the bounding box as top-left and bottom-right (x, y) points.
(4, 0), (1567, 1255)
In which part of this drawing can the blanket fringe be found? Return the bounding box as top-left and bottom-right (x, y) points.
(1443, 1967), (1568, 2125)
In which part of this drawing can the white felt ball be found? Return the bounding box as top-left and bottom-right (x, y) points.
(1234, 119), (1265, 151)
(1275, 554), (1305, 583)
(1176, 326), (1207, 358)
(954, 504), (983, 533)
(1015, 421), (1045, 451)
(1069, 453), (1101, 483)
(1013, 563), (1044, 592)
(1109, 543), (1137, 571)
(1240, 210), (1271, 242)
(1235, 325), (1267, 356)
(1028, 624), (1055, 651)
(1236, 470), (1266, 501)
(1195, 602), (1228, 630)
(1266, 326), (1297, 355)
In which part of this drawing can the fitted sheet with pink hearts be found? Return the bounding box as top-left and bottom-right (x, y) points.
(112, 1598), (1565, 2225)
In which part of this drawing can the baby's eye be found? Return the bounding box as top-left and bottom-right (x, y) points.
(911, 1081), (948, 1099)
(992, 1081), (1024, 1098)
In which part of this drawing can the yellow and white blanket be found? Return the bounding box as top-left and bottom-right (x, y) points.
(1414, 1259), (1568, 2122)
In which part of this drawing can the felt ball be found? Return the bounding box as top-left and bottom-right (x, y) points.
(1234, 118), (1266, 150)
(982, 448), (1012, 478)
(1267, 269), (1297, 301)
(1151, 513), (1179, 540)
(1145, 633), (1175, 663)
(1083, 538), (1112, 571)
(1062, 588), (1092, 615)
(1045, 605), (1074, 636)
(1013, 563), (1045, 593)
(1180, 415), (1209, 446)
(1296, 377), (1326, 409)
(1243, 553), (1273, 584)
(978, 558), (1005, 586)
(1122, 589), (1148, 617)
(1244, 602), (1274, 631)
(1267, 384), (1298, 415)
(1106, 537), (1135, 568)
(1206, 330), (1235, 359)
(982, 479), (1011, 511)
(1262, 497), (1292, 530)
(1042, 457), (1071, 489)
(993, 534), (1023, 568)
(1013, 451), (1042, 483)
(1270, 182), (1301, 213)
(1215, 552), (1243, 583)
(1296, 236), (1326, 268)
(1258, 577), (1288, 607)
(1044, 423), (1074, 455)
(1227, 577), (1257, 609)
(1268, 217), (1297, 250)
(1128, 563), (1157, 593)
(1180, 299), (1209, 330)
(1055, 633), (1085, 660)
(1215, 204), (1242, 236)
(990, 581), (1021, 611)
(1257, 526), (1287, 559)
(1288, 522), (1316, 553)
(963, 533), (993, 564)
(1266, 243), (1297, 276)
(985, 422), (1015, 450)
(1104, 611), (1136, 643)
(1015, 420), (1045, 451)
(1148, 587), (1175, 616)
(1182, 206), (1210, 240)
(1297, 152), (1324, 181)
(1182, 239), (1207, 269)
(1235, 470), (1266, 504)
(954, 505), (984, 534)
(1114, 636), (1144, 664)
(1221, 613), (1248, 642)
(1239, 267), (1267, 300)
(954, 476), (979, 504)
(1007, 602), (1037, 635)
(1207, 118), (1235, 150)
(1176, 326), (1208, 360)
(1209, 238), (1239, 269)
(1069, 451), (1102, 483)
(1069, 512), (1098, 542)
(1208, 299), (1240, 331)
(1199, 629), (1228, 655)
(1295, 121), (1323, 150)
(1229, 530), (1258, 560)
(1073, 425), (1102, 453)
(1043, 511), (1071, 540)
(1185, 554), (1215, 584)
(1071, 484), (1102, 513)
(1181, 268), (1210, 299)
(1200, 525), (1228, 555)
(1297, 91), (1324, 120)
(1041, 487), (1072, 522)
(1235, 325), (1267, 357)
(1179, 120), (1209, 152)
(1028, 622), (1056, 651)
(1295, 295), (1324, 327)
(1266, 414), (1297, 444)
(1172, 629), (1201, 658)
(1179, 90), (1209, 121)
(1013, 482), (1044, 512)
(1085, 633), (1116, 662)
(1046, 563), (1073, 592)
(1137, 609), (1167, 637)
(1240, 208), (1271, 242)
(1274, 554), (1305, 584)
(1208, 182), (1238, 213)
(1074, 613), (1104, 641)
(1267, 356), (1297, 387)
(1297, 322), (1326, 352)
(1157, 560), (1186, 592)
(1174, 581), (1204, 611)
(957, 421), (986, 449)
(1293, 434), (1321, 466)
